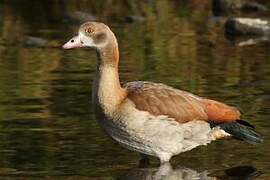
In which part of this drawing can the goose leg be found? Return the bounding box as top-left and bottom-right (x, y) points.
(138, 154), (150, 167)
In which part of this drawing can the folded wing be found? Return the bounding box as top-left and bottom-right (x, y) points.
(125, 81), (241, 123)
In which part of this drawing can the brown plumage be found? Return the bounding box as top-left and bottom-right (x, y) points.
(125, 81), (241, 123)
(203, 99), (241, 122)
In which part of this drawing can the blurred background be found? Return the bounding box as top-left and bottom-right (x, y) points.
(0, 0), (270, 179)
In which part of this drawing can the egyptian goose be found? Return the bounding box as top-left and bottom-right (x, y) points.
(62, 22), (263, 163)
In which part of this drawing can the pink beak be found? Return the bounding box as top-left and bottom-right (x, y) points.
(62, 35), (83, 49)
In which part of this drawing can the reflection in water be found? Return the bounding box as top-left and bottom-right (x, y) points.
(228, 36), (270, 47)
(119, 163), (211, 180)
(119, 163), (260, 180)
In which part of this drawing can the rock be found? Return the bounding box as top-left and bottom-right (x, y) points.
(64, 11), (97, 24)
(212, 0), (268, 16)
(236, 36), (269, 46)
(225, 18), (270, 36)
(22, 36), (60, 48)
(224, 166), (261, 179)
(241, 1), (268, 12)
(123, 15), (145, 23)
(212, 0), (242, 16)
(23, 36), (48, 47)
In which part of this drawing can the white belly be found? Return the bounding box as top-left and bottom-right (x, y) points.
(96, 99), (225, 162)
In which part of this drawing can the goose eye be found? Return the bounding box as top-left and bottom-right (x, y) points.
(86, 28), (94, 34)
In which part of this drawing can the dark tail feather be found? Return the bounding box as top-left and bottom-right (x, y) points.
(210, 120), (263, 144)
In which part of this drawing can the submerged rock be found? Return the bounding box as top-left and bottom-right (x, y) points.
(235, 36), (269, 46)
(64, 11), (97, 24)
(22, 36), (59, 48)
(212, 0), (268, 16)
(123, 15), (145, 23)
(212, 0), (242, 16)
(225, 18), (270, 36)
(241, 1), (268, 12)
(23, 36), (48, 47)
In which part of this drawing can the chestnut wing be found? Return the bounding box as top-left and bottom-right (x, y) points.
(125, 81), (241, 123)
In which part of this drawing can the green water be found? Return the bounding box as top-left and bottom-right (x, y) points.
(0, 0), (269, 179)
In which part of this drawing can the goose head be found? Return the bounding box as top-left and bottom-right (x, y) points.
(62, 22), (114, 50)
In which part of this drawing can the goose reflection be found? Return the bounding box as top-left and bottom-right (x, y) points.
(118, 163), (260, 180)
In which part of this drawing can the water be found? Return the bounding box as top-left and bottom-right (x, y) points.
(0, 0), (270, 179)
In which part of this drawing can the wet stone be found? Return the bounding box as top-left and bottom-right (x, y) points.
(64, 11), (97, 24)
(123, 15), (145, 23)
(225, 18), (270, 36)
(212, 0), (268, 16)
